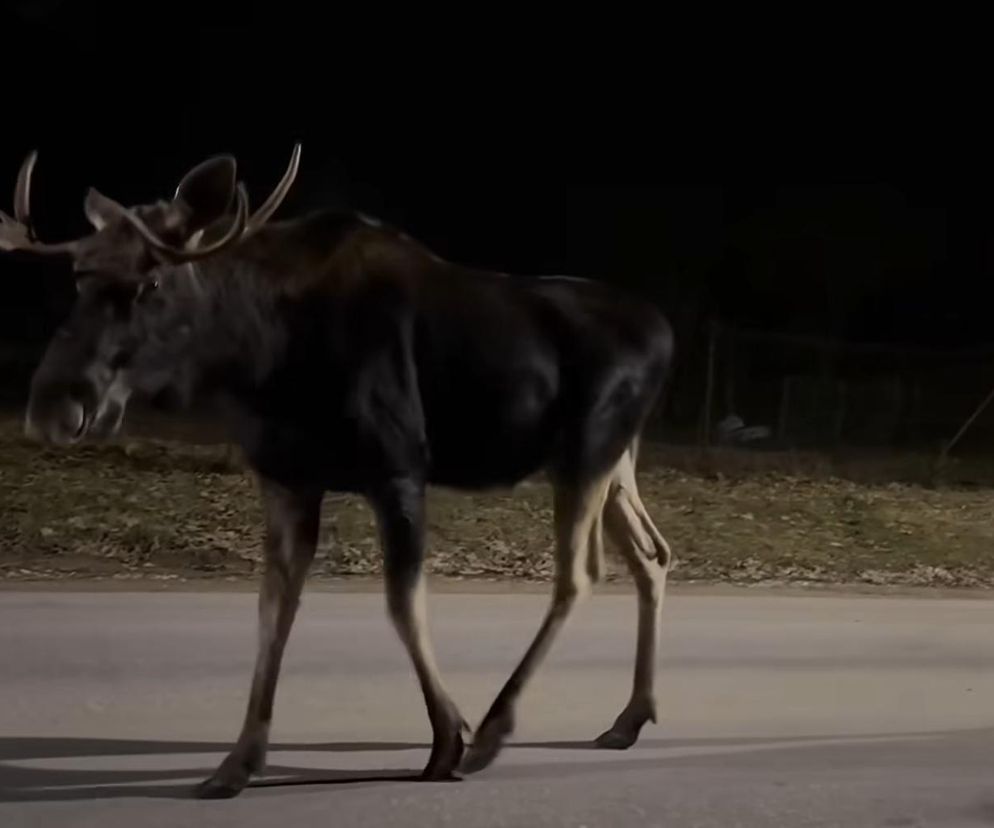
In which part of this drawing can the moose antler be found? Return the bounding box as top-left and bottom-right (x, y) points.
(0, 151), (79, 255)
(1, 144), (301, 261)
(83, 141), (301, 259)
(242, 143), (301, 238)
(94, 184), (251, 262)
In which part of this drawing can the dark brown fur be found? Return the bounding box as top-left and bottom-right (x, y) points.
(4, 150), (676, 797)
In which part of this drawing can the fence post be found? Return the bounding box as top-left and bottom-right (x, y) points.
(700, 320), (719, 447)
(777, 376), (791, 443)
(937, 383), (994, 469)
(833, 379), (847, 446)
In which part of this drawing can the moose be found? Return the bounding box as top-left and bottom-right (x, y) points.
(0, 145), (674, 798)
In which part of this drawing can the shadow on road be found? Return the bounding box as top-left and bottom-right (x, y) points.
(0, 737), (429, 801)
(1, 730), (991, 803)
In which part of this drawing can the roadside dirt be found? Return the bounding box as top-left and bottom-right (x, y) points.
(4, 420), (994, 590)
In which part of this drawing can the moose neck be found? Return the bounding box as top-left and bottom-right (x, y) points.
(159, 253), (288, 405)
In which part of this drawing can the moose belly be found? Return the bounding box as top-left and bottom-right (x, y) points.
(422, 370), (559, 489)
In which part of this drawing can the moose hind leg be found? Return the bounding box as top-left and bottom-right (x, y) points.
(460, 472), (612, 774)
(595, 448), (671, 749)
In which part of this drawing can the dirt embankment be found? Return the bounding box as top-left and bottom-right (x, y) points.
(3, 421), (994, 589)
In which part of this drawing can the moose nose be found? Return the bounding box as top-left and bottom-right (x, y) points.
(57, 399), (86, 441)
(24, 397), (86, 445)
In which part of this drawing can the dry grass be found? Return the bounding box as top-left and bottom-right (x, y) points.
(3, 419), (994, 588)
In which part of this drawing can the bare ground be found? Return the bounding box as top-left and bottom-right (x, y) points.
(3, 419), (994, 589)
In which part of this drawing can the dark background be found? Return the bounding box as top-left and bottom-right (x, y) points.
(0, 4), (987, 444)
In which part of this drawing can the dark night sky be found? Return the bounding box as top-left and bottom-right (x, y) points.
(0, 4), (987, 357)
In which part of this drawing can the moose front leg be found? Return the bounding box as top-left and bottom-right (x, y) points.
(195, 479), (323, 799)
(370, 476), (468, 780)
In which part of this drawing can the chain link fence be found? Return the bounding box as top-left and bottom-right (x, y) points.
(660, 324), (994, 458)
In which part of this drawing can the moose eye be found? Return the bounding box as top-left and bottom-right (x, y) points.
(136, 278), (160, 303)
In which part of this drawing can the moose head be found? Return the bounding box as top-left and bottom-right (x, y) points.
(0, 145), (300, 444)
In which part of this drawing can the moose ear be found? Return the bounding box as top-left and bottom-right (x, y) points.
(84, 187), (126, 230)
(174, 155), (237, 231)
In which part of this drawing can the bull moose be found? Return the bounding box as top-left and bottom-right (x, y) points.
(0, 145), (674, 797)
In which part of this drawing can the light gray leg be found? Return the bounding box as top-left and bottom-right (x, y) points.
(460, 472), (612, 774)
(371, 477), (468, 780)
(196, 479), (322, 798)
(596, 449), (671, 749)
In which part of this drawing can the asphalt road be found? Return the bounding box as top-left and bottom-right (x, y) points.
(2, 587), (994, 827)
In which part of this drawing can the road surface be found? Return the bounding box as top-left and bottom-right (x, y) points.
(2, 587), (994, 827)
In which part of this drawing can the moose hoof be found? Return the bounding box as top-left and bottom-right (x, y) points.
(594, 726), (640, 750)
(194, 749), (261, 799)
(421, 727), (466, 781)
(459, 711), (513, 775)
(595, 699), (656, 750)
(193, 772), (249, 799)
